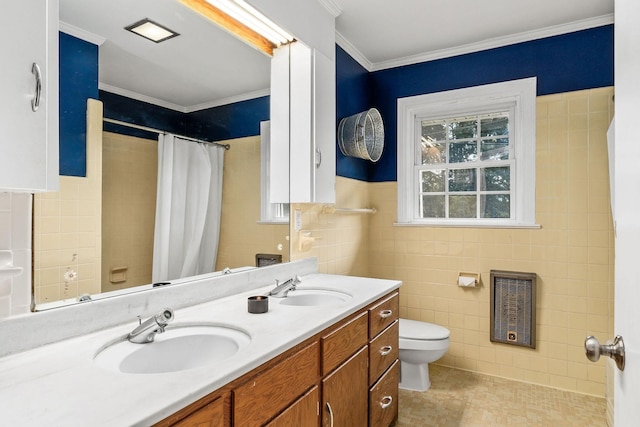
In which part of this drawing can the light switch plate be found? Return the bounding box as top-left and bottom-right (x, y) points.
(294, 209), (302, 231)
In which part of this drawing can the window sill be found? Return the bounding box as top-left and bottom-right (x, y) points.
(393, 221), (541, 229)
(257, 219), (289, 225)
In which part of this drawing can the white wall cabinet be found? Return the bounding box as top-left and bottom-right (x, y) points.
(270, 41), (336, 204)
(0, 0), (59, 192)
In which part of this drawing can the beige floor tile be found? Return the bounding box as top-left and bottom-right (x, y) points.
(397, 365), (606, 427)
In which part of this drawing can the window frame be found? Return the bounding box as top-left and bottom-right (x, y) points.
(397, 78), (537, 227)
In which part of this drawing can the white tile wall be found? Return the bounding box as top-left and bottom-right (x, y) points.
(0, 192), (32, 316)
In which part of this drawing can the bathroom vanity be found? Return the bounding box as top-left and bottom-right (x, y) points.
(156, 291), (399, 427)
(0, 261), (400, 426)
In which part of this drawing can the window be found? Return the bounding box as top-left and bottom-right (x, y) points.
(397, 78), (537, 227)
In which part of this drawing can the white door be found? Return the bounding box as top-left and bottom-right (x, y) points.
(612, 1), (640, 424)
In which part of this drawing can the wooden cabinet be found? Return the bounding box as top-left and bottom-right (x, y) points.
(233, 342), (320, 427)
(369, 361), (399, 427)
(157, 291), (399, 427)
(321, 311), (368, 375)
(154, 392), (230, 427)
(0, 0), (58, 192)
(368, 292), (399, 426)
(369, 293), (399, 338)
(172, 395), (228, 427)
(266, 386), (319, 427)
(322, 346), (369, 427)
(369, 321), (399, 386)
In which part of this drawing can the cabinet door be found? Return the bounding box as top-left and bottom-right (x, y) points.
(289, 41), (313, 203)
(322, 346), (368, 427)
(288, 41), (336, 204)
(266, 386), (319, 427)
(0, 0), (58, 191)
(311, 48), (335, 204)
(269, 44), (290, 204)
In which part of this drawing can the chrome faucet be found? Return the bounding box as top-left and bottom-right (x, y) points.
(268, 275), (302, 298)
(128, 308), (174, 344)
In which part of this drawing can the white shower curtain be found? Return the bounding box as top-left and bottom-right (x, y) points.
(152, 134), (224, 282)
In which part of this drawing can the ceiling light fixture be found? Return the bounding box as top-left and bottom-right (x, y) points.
(125, 18), (180, 43)
(205, 0), (293, 45)
(180, 0), (294, 55)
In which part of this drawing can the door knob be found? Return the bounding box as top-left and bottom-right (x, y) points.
(584, 335), (625, 371)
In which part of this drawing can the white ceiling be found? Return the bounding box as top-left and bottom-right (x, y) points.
(59, 0), (614, 111)
(59, 0), (272, 112)
(333, 0), (614, 70)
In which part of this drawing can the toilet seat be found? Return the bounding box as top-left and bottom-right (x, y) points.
(399, 318), (450, 340)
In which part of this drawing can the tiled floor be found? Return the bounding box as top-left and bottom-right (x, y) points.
(396, 365), (607, 427)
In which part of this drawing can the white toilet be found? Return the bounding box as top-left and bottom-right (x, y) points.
(398, 318), (450, 391)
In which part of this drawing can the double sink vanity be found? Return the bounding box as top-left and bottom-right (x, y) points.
(0, 259), (401, 426)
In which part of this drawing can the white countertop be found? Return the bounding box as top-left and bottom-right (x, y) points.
(0, 273), (400, 426)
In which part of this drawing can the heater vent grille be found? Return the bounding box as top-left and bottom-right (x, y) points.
(490, 270), (536, 348)
(255, 253), (282, 267)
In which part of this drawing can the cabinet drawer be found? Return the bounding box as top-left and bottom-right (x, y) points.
(369, 320), (399, 386)
(369, 360), (399, 427)
(172, 394), (227, 427)
(369, 293), (399, 338)
(234, 341), (320, 427)
(321, 311), (368, 376)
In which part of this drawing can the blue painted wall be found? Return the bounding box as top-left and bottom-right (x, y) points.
(100, 90), (186, 140)
(59, 32), (98, 176)
(100, 90), (270, 143)
(335, 45), (373, 181)
(186, 96), (270, 141)
(62, 25), (613, 182)
(364, 25), (614, 182)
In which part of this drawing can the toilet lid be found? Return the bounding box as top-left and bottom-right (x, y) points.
(399, 319), (450, 340)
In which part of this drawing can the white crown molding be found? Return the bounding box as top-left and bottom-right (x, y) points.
(335, 30), (373, 71)
(99, 83), (270, 114)
(99, 83), (187, 113)
(317, 0), (342, 18)
(365, 13), (614, 72)
(59, 21), (106, 46)
(185, 88), (271, 113)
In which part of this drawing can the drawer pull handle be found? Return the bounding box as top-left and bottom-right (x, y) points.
(380, 345), (393, 356)
(379, 309), (393, 318)
(326, 402), (334, 427)
(31, 62), (42, 112)
(380, 396), (393, 409)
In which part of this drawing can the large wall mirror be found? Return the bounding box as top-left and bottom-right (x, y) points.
(33, 0), (290, 309)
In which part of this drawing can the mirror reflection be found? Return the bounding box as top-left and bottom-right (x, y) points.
(32, 0), (290, 308)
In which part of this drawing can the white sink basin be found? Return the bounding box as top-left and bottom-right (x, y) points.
(278, 289), (352, 307)
(94, 324), (251, 374)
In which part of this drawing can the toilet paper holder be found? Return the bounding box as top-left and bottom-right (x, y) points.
(458, 272), (479, 287)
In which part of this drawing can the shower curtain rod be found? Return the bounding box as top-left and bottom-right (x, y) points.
(103, 118), (231, 150)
